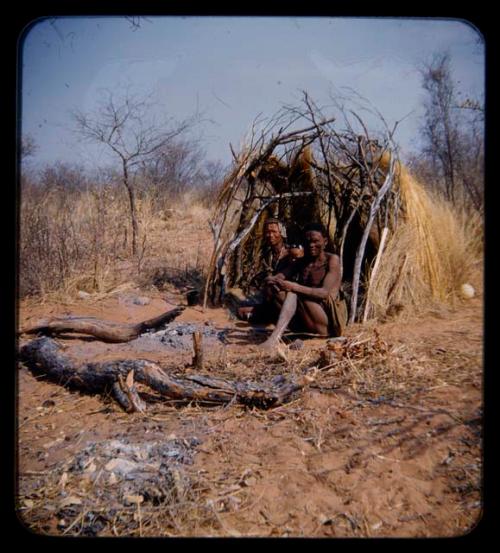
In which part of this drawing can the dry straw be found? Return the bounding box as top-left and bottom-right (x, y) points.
(364, 156), (482, 321)
(20, 174), (215, 302)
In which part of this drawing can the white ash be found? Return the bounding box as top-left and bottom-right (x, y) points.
(135, 322), (227, 351)
(65, 436), (201, 506)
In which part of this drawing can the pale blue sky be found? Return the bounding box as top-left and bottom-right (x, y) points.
(20, 16), (484, 170)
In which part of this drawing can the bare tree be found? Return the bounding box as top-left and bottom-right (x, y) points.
(418, 52), (484, 210)
(72, 89), (198, 255)
(182, 158), (228, 206)
(419, 52), (460, 203)
(138, 137), (206, 199)
(21, 134), (38, 160)
(201, 159), (226, 195)
(38, 161), (89, 192)
(124, 16), (152, 31)
(455, 93), (484, 211)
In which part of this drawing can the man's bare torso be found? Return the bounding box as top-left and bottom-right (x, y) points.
(295, 252), (333, 289)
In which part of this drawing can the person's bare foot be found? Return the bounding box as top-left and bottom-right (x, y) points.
(258, 338), (278, 351)
(254, 339), (287, 361)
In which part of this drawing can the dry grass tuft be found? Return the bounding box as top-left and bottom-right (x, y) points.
(20, 184), (214, 302)
(292, 328), (481, 402)
(364, 162), (483, 321)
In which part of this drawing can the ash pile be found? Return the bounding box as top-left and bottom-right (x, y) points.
(20, 435), (203, 536)
(69, 436), (201, 505)
(135, 322), (227, 351)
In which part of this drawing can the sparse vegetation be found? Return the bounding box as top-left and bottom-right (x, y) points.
(409, 51), (484, 212)
(19, 160), (218, 300)
(18, 55), (483, 537)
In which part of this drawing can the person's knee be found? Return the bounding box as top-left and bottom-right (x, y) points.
(297, 300), (329, 334)
(277, 290), (287, 303)
(303, 300), (328, 320)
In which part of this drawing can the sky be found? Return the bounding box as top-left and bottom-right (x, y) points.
(20, 16), (485, 171)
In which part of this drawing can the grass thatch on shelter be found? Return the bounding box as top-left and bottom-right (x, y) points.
(204, 93), (481, 324)
(364, 160), (483, 321)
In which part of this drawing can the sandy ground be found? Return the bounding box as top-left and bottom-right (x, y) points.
(16, 287), (483, 538)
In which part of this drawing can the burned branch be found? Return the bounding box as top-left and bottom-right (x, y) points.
(19, 307), (185, 343)
(19, 337), (304, 412)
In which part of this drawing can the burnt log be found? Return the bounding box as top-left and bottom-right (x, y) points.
(18, 307), (185, 343)
(18, 337), (304, 412)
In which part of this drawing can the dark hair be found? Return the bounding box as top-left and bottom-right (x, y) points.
(264, 217), (282, 227)
(303, 222), (327, 237)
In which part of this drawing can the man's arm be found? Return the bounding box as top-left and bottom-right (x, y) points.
(265, 255), (300, 284)
(276, 254), (341, 300)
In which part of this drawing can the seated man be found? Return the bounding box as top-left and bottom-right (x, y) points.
(259, 222), (348, 350)
(237, 217), (295, 322)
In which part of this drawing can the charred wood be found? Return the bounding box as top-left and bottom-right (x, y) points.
(19, 337), (304, 412)
(18, 307), (185, 343)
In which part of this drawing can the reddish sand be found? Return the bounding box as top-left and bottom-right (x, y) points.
(16, 288), (483, 537)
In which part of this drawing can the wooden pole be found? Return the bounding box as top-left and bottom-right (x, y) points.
(192, 331), (204, 370)
(362, 226), (389, 323)
(349, 155), (395, 324)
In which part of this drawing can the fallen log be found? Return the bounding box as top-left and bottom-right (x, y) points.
(18, 307), (185, 343)
(18, 337), (304, 412)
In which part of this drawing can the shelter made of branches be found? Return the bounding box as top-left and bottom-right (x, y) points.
(204, 94), (462, 324)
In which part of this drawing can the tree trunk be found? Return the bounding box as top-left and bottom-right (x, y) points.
(192, 331), (204, 370)
(123, 160), (138, 256)
(19, 337), (304, 412)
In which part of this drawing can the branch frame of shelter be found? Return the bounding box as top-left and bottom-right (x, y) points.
(204, 92), (403, 328)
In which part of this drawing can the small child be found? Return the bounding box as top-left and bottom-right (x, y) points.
(288, 243), (304, 260)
